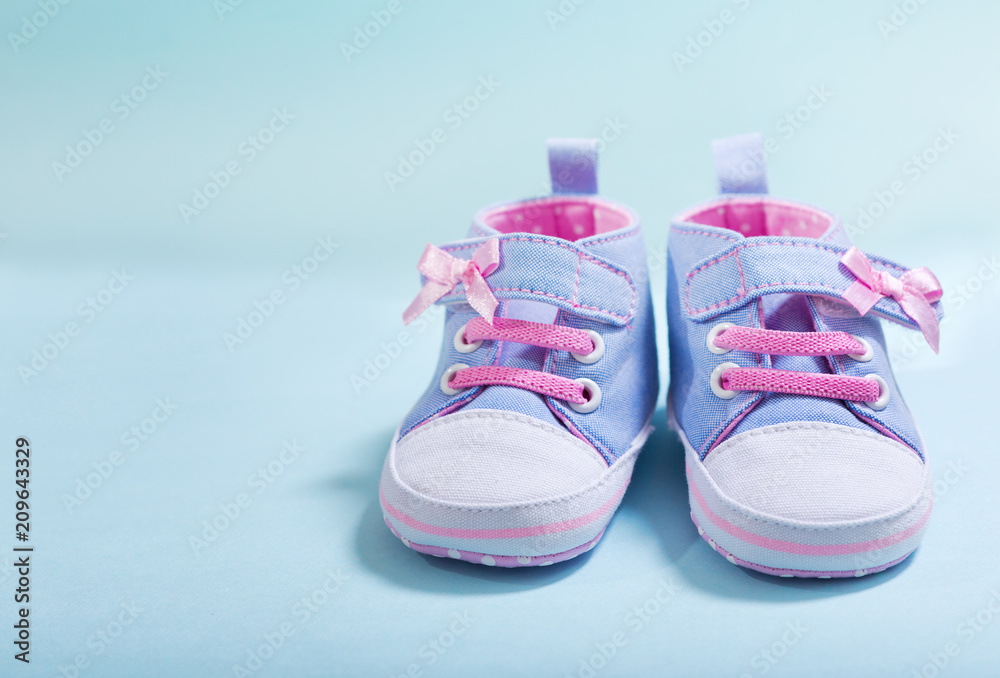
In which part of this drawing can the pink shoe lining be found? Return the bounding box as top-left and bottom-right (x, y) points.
(679, 196), (834, 239)
(481, 197), (631, 241)
(450, 365), (587, 404)
(722, 367), (880, 402)
(464, 317), (594, 355)
(715, 326), (864, 356)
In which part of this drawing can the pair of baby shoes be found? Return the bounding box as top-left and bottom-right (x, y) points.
(379, 135), (943, 578)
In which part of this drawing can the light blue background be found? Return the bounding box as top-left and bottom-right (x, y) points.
(2, 1), (999, 676)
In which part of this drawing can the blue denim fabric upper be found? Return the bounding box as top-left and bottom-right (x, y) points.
(668, 136), (942, 462)
(397, 144), (658, 465)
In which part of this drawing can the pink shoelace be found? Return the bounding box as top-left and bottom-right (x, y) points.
(711, 325), (882, 403)
(446, 318), (599, 406)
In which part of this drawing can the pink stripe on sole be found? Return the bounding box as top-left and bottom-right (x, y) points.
(384, 516), (606, 567)
(687, 464), (932, 557)
(379, 478), (629, 541)
(690, 512), (915, 578)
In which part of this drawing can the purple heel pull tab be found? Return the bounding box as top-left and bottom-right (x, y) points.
(547, 138), (599, 195)
(711, 132), (769, 195)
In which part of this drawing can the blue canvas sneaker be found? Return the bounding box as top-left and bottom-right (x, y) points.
(667, 133), (943, 578)
(379, 139), (659, 567)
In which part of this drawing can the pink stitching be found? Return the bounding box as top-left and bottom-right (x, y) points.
(820, 220), (845, 242)
(436, 235), (636, 321)
(438, 287), (632, 321)
(572, 251), (582, 305)
(491, 287), (631, 320)
(585, 228), (640, 246)
(684, 241), (911, 315)
(736, 250), (747, 301)
(670, 226), (740, 242)
(442, 241), (494, 252)
(689, 281), (847, 315)
(672, 208), (907, 272)
(442, 236), (635, 283)
(698, 305), (765, 456)
(699, 393), (762, 457)
(684, 249), (746, 315)
(549, 399), (614, 460)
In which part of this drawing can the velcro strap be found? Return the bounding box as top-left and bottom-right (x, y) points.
(684, 239), (942, 329)
(429, 234), (635, 325)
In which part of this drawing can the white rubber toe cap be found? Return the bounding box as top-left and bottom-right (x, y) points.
(703, 422), (928, 522)
(392, 409), (607, 505)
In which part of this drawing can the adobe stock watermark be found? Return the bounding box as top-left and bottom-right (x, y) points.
(366, 112), (626, 395)
(673, 0), (753, 73)
(52, 66), (169, 182)
(878, 0), (931, 40)
(546, 0), (589, 31)
(494, 113), (629, 238)
(7, 0), (73, 53)
(53, 601), (142, 678)
(933, 460), (970, 501)
(849, 458), (971, 572)
(564, 579), (681, 678)
(178, 107), (295, 223)
(230, 568), (349, 677)
(734, 438), (815, 518)
(910, 589), (1000, 678)
(213, 0), (247, 21)
(846, 127), (958, 239)
(712, 86), (834, 198)
(532, 114), (628, 194)
(223, 236), (338, 353)
(545, 117), (628, 199)
(189, 440), (304, 556)
(340, 0), (412, 62)
(890, 253), (996, 366)
(18, 269), (135, 385)
(943, 255), (999, 312)
(350, 303), (444, 395)
(390, 611), (477, 678)
(62, 398), (179, 514)
(383, 75), (501, 192)
(0, 557), (14, 587)
(739, 621), (808, 677)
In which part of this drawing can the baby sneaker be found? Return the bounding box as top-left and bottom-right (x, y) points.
(379, 139), (658, 567)
(667, 133), (943, 578)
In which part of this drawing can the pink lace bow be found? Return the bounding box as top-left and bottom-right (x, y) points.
(840, 247), (943, 353)
(403, 238), (500, 325)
